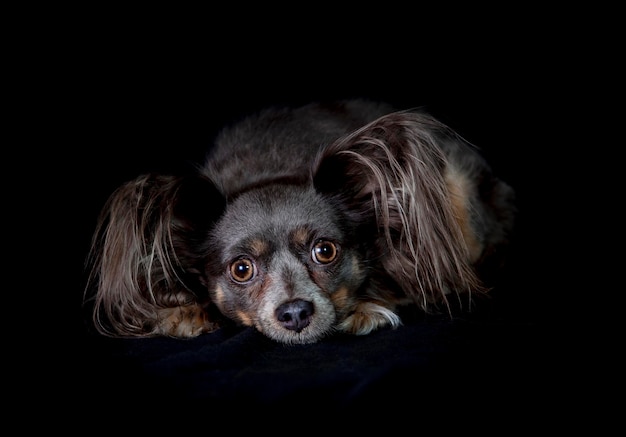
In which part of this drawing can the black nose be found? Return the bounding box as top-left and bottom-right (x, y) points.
(275, 299), (314, 332)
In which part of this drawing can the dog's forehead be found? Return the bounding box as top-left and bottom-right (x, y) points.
(214, 184), (340, 246)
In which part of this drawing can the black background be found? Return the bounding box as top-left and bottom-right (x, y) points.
(21, 15), (604, 428)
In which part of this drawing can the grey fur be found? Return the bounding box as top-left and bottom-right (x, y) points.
(84, 98), (516, 344)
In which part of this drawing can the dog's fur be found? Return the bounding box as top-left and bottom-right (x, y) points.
(84, 99), (516, 345)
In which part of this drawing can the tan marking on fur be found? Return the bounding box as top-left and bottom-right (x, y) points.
(214, 284), (225, 307)
(446, 168), (483, 262)
(249, 238), (269, 257)
(235, 310), (253, 326)
(156, 304), (218, 338)
(339, 302), (401, 335)
(330, 286), (352, 310)
(291, 226), (310, 247)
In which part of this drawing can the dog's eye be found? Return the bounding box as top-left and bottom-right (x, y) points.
(229, 258), (256, 283)
(312, 240), (338, 264)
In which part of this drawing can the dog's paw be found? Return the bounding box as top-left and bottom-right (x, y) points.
(155, 305), (220, 338)
(338, 302), (402, 336)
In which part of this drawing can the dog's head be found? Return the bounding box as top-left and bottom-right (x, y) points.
(204, 183), (373, 344)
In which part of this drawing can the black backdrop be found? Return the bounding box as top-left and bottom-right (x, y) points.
(34, 30), (583, 426)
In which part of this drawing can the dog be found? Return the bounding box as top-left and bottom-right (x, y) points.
(84, 99), (516, 345)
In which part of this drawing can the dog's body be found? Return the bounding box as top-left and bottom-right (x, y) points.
(85, 99), (516, 345)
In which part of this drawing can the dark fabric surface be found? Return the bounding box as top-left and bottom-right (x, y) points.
(46, 40), (577, 425)
(65, 94), (559, 420)
(71, 244), (556, 416)
(22, 22), (609, 433)
(77, 308), (549, 412)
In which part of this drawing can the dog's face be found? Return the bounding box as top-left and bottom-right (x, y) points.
(206, 183), (368, 344)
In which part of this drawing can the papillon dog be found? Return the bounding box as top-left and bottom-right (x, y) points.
(84, 99), (516, 345)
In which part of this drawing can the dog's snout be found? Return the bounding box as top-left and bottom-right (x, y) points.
(276, 299), (314, 332)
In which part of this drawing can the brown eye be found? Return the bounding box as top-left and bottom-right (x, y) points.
(312, 240), (338, 264)
(229, 258), (255, 283)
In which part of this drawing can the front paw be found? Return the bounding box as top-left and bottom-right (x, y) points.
(156, 305), (220, 338)
(338, 302), (402, 336)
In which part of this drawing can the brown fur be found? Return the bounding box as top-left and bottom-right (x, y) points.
(84, 99), (516, 344)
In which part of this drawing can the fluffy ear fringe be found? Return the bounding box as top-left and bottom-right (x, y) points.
(313, 110), (493, 313)
(84, 174), (224, 337)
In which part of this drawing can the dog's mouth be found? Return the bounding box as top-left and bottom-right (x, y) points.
(258, 296), (337, 345)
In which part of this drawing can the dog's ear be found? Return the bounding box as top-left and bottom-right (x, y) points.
(84, 173), (226, 336)
(312, 111), (486, 311)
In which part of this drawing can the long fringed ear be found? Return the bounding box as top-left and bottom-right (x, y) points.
(84, 173), (226, 337)
(313, 110), (489, 313)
